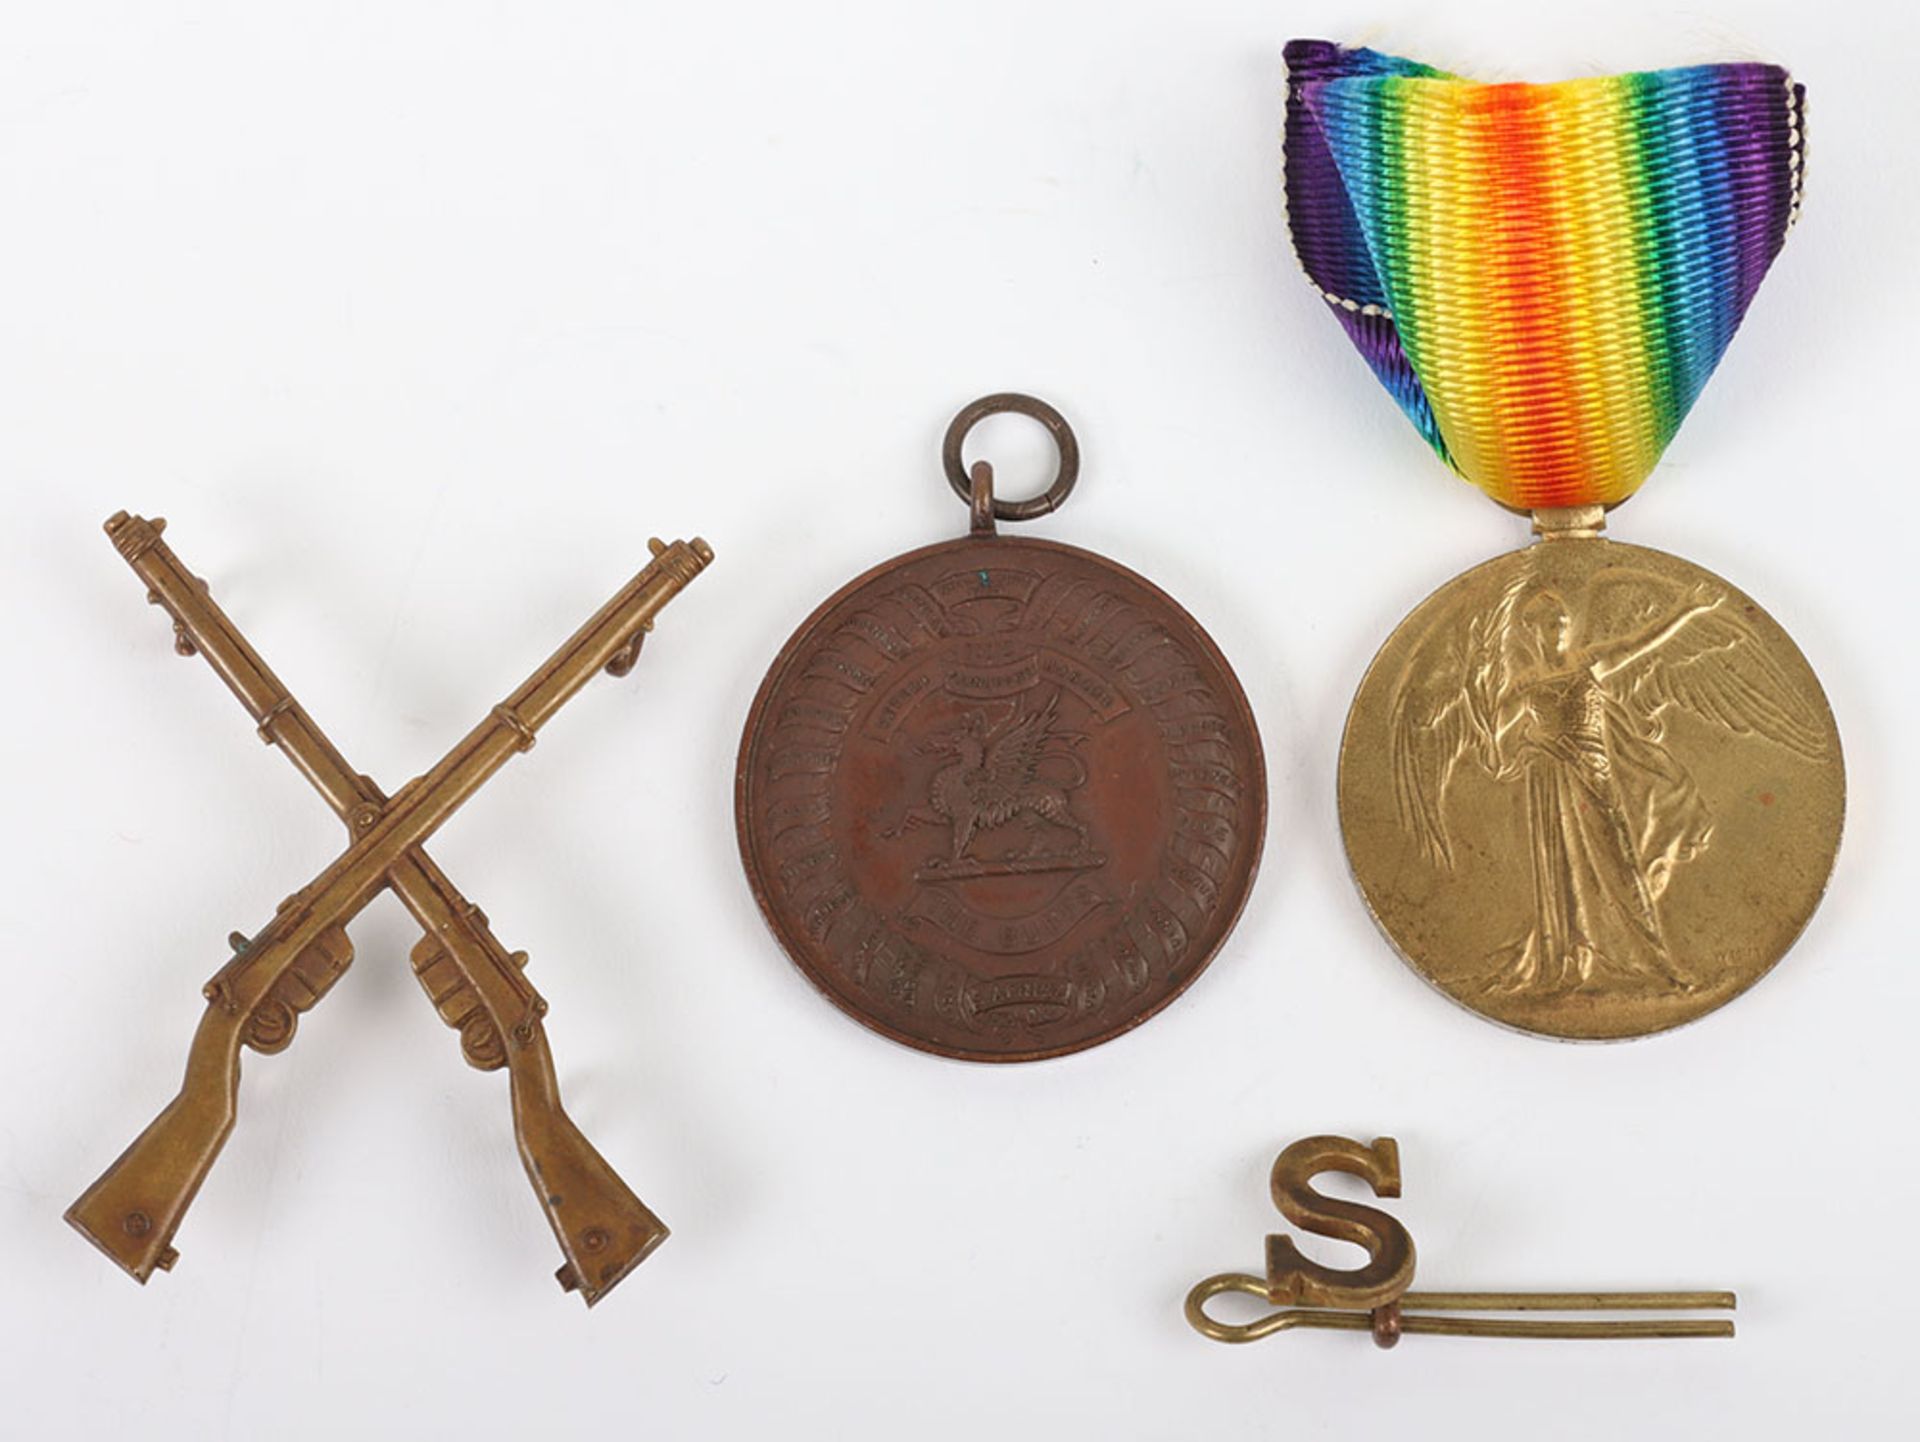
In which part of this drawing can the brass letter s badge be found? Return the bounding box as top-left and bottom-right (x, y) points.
(1264, 1135), (1416, 1311)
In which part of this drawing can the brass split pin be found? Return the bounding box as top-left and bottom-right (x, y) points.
(1185, 1136), (1735, 1347)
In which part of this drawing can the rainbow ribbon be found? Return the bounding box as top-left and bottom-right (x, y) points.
(1283, 40), (1805, 510)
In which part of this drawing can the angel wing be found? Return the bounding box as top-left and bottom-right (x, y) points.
(1602, 583), (1831, 760)
(1389, 573), (1528, 869)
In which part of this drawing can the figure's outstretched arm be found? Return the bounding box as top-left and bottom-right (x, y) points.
(1591, 590), (1718, 679)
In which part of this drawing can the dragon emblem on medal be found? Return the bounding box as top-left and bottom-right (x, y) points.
(1339, 527), (1843, 1039)
(888, 690), (1100, 876)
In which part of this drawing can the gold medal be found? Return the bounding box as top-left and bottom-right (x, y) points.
(1284, 42), (1836, 1036)
(1339, 510), (1841, 1039)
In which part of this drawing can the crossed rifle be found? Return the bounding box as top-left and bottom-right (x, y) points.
(67, 512), (711, 1306)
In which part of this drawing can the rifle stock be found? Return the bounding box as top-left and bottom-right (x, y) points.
(509, 1038), (668, 1303)
(65, 1007), (243, 1281)
(405, 870), (671, 1300)
(68, 901), (360, 1277)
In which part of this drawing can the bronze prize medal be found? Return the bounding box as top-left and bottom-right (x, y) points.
(1286, 42), (1842, 1038)
(737, 395), (1265, 1061)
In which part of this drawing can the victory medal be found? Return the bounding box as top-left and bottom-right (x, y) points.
(737, 395), (1266, 1061)
(1286, 43), (1842, 1039)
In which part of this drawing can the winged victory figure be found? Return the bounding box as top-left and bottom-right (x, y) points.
(1389, 560), (1831, 995)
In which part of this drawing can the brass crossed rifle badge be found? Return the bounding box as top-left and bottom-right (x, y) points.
(67, 513), (712, 1306)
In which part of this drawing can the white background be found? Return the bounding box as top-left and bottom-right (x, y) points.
(3, 1), (1914, 1437)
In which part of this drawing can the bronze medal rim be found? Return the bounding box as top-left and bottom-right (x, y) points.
(737, 531), (1268, 1063)
(1336, 534), (1845, 1042)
